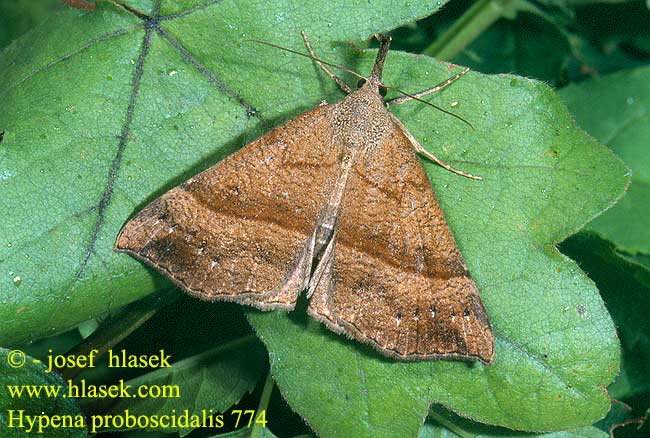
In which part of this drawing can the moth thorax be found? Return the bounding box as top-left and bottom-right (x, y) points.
(333, 92), (390, 151)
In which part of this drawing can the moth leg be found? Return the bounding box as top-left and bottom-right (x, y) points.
(387, 68), (470, 105)
(388, 113), (482, 181)
(301, 30), (352, 94)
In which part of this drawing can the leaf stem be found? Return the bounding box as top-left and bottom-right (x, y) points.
(250, 371), (275, 438)
(427, 409), (474, 438)
(424, 0), (514, 60)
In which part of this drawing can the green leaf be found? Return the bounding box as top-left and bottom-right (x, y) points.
(0, 0), (627, 436)
(619, 253), (650, 274)
(420, 422), (607, 438)
(418, 406), (609, 437)
(0, 0), (61, 49)
(206, 372), (285, 438)
(449, 12), (573, 86)
(0, 0), (450, 345)
(209, 427), (296, 438)
(594, 400), (634, 436)
(559, 67), (650, 259)
(425, 2), (650, 87)
(560, 232), (650, 401)
(0, 348), (88, 437)
(247, 55), (627, 435)
(90, 335), (266, 436)
(557, 0), (640, 5)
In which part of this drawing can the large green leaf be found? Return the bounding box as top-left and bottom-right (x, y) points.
(559, 66), (650, 259)
(428, 1), (650, 87)
(92, 336), (266, 436)
(0, 348), (87, 437)
(0, 0), (627, 437)
(419, 422), (607, 438)
(0, 0), (451, 345)
(247, 53), (627, 435)
(420, 401), (635, 437)
(560, 232), (650, 401)
(449, 11), (574, 86)
(0, 0), (61, 49)
(419, 407), (609, 437)
(210, 427), (292, 438)
(558, 0), (641, 5)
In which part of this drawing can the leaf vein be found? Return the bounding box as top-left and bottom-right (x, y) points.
(158, 0), (226, 21)
(155, 26), (269, 126)
(0, 26), (142, 98)
(71, 3), (160, 286)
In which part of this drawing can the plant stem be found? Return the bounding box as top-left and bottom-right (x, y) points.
(424, 0), (514, 60)
(250, 371), (275, 438)
(428, 409), (474, 438)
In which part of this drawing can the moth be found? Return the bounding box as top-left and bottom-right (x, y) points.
(116, 33), (494, 364)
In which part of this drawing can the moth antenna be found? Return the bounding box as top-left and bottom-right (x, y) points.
(249, 39), (366, 81)
(252, 38), (473, 130)
(386, 85), (474, 130)
(301, 31), (351, 94)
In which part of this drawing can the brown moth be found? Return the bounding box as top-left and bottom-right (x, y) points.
(116, 34), (494, 364)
